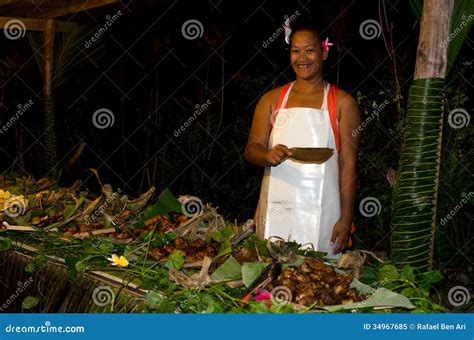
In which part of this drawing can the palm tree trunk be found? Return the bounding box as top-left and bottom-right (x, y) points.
(42, 19), (58, 178)
(390, 0), (454, 271)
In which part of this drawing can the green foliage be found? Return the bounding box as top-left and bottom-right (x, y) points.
(22, 296), (39, 310)
(360, 263), (444, 313)
(165, 250), (185, 270)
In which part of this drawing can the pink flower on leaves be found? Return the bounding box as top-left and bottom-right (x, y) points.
(255, 289), (272, 301)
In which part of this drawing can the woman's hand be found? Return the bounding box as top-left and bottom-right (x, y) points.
(330, 220), (351, 254)
(264, 144), (292, 166)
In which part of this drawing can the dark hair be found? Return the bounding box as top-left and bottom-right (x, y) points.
(289, 15), (321, 42)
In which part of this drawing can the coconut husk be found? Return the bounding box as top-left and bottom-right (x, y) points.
(168, 256), (213, 288)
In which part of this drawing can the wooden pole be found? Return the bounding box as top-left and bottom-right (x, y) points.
(414, 0), (454, 79)
(43, 19), (55, 97)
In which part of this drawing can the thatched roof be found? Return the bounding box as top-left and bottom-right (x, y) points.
(0, 0), (119, 19)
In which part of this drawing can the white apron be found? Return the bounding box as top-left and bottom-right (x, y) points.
(256, 82), (341, 258)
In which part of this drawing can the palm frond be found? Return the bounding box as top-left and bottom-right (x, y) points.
(27, 24), (107, 87)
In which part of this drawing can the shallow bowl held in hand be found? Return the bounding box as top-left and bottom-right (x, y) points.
(288, 147), (334, 164)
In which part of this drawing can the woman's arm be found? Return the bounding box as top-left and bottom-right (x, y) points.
(245, 90), (292, 167)
(331, 90), (362, 254)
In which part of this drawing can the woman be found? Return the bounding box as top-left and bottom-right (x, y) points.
(245, 18), (361, 257)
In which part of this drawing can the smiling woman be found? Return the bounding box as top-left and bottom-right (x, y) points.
(245, 15), (362, 258)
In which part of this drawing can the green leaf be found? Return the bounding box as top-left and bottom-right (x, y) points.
(98, 239), (116, 253)
(400, 265), (415, 281)
(63, 204), (76, 219)
(75, 260), (88, 272)
(206, 225), (235, 243)
(145, 188), (182, 219)
(377, 264), (400, 282)
(165, 250), (185, 270)
(25, 262), (35, 273)
(0, 237), (12, 252)
(359, 267), (379, 285)
(418, 270), (443, 289)
(216, 241), (232, 258)
(242, 262), (269, 288)
(210, 256), (242, 281)
(22, 296), (39, 309)
(145, 291), (164, 308)
(65, 257), (79, 279)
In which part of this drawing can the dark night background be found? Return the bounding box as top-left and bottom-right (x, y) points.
(0, 0), (472, 272)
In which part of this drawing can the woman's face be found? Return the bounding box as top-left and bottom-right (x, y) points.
(290, 30), (326, 80)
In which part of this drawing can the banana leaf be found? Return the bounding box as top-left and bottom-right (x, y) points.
(390, 78), (445, 271)
(322, 279), (415, 312)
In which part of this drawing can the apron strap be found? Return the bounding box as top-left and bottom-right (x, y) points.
(273, 82), (293, 124)
(328, 84), (340, 153)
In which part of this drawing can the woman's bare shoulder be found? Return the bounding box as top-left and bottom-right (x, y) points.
(334, 87), (360, 120)
(258, 85), (287, 110)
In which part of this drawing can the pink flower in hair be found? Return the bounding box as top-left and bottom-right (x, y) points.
(321, 37), (333, 52)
